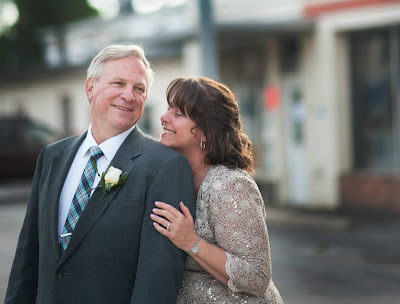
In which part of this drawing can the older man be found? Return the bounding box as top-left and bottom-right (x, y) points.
(5, 45), (195, 304)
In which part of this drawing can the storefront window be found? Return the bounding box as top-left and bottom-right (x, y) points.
(220, 47), (265, 149)
(351, 28), (400, 172)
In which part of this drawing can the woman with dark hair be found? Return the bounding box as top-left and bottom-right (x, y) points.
(151, 77), (283, 303)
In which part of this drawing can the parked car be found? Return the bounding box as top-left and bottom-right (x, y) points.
(0, 115), (60, 180)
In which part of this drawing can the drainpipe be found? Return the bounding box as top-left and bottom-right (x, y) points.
(198, 0), (218, 79)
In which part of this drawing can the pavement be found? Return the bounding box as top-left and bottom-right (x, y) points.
(2, 180), (400, 263)
(2, 181), (400, 266)
(1, 180), (400, 303)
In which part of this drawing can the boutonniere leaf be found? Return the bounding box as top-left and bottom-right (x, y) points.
(92, 163), (128, 202)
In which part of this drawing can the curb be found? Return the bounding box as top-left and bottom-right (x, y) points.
(266, 207), (351, 230)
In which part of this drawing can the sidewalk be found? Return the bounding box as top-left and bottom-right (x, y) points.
(0, 180), (32, 203)
(266, 205), (351, 230)
(266, 204), (400, 265)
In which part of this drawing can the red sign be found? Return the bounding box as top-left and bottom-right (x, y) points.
(304, 0), (400, 18)
(264, 85), (280, 111)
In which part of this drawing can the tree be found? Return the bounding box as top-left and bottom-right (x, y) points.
(0, 0), (98, 70)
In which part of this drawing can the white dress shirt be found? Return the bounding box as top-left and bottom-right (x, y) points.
(58, 124), (135, 237)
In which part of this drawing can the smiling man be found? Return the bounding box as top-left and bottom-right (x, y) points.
(5, 45), (196, 304)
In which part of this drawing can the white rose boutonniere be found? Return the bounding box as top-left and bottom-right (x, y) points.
(105, 166), (123, 185)
(91, 160), (128, 202)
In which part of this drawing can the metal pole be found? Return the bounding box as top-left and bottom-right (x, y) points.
(198, 0), (218, 79)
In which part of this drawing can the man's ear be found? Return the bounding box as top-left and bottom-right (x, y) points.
(85, 77), (94, 101)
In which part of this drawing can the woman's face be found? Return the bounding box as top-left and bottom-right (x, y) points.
(159, 106), (202, 156)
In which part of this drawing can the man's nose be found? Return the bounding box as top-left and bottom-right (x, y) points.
(121, 88), (135, 102)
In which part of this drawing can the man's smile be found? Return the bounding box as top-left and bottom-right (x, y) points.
(113, 105), (132, 111)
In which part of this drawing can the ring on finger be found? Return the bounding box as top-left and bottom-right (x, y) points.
(166, 221), (171, 231)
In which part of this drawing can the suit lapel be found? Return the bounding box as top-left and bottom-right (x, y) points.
(48, 134), (87, 263)
(60, 127), (144, 263)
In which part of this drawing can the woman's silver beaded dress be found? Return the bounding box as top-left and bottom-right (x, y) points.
(177, 165), (283, 303)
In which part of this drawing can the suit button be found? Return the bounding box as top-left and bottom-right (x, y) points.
(57, 272), (68, 278)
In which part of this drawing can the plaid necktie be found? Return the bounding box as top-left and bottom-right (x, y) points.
(60, 146), (103, 255)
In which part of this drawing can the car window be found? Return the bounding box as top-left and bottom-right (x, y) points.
(23, 124), (59, 145)
(0, 123), (19, 144)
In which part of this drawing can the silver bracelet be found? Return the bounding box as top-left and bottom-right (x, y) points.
(187, 236), (201, 255)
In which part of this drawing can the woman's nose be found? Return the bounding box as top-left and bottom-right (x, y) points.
(160, 111), (171, 123)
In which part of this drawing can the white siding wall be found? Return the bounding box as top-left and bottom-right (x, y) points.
(0, 71), (89, 135)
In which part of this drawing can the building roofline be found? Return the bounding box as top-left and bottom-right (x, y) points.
(217, 19), (315, 36)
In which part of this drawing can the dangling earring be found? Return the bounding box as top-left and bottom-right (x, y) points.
(200, 140), (206, 151)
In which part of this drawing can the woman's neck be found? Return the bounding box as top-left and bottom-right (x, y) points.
(186, 155), (210, 196)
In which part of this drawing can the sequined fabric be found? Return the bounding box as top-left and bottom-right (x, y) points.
(177, 165), (283, 303)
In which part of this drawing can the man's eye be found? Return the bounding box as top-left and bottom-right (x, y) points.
(135, 87), (145, 93)
(113, 82), (123, 86)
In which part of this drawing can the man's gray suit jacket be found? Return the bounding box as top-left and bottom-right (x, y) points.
(5, 127), (196, 304)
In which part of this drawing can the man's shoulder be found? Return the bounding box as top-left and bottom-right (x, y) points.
(140, 134), (182, 159)
(44, 134), (84, 154)
(49, 134), (83, 147)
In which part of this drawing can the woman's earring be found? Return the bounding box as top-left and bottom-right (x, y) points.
(200, 140), (206, 151)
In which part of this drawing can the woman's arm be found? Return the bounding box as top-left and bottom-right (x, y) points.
(151, 171), (272, 296)
(151, 201), (230, 285)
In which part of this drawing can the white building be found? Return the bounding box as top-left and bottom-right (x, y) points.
(1, 0), (400, 213)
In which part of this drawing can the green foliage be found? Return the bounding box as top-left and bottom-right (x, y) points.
(91, 158), (99, 176)
(0, 0), (99, 70)
(14, 0), (98, 27)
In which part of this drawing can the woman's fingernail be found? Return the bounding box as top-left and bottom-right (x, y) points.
(155, 201), (160, 206)
(150, 214), (154, 218)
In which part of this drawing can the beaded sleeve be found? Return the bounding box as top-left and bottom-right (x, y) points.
(207, 167), (272, 296)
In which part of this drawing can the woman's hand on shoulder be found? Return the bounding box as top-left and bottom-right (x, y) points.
(151, 201), (198, 253)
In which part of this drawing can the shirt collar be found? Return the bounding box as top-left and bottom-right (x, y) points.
(81, 124), (136, 161)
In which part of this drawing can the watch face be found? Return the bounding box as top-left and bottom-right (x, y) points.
(192, 247), (199, 254)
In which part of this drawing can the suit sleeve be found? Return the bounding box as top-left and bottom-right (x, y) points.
(130, 154), (195, 303)
(4, 148), (44, 303)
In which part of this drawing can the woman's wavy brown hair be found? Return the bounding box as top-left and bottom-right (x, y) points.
(166, 76), (255, 174)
